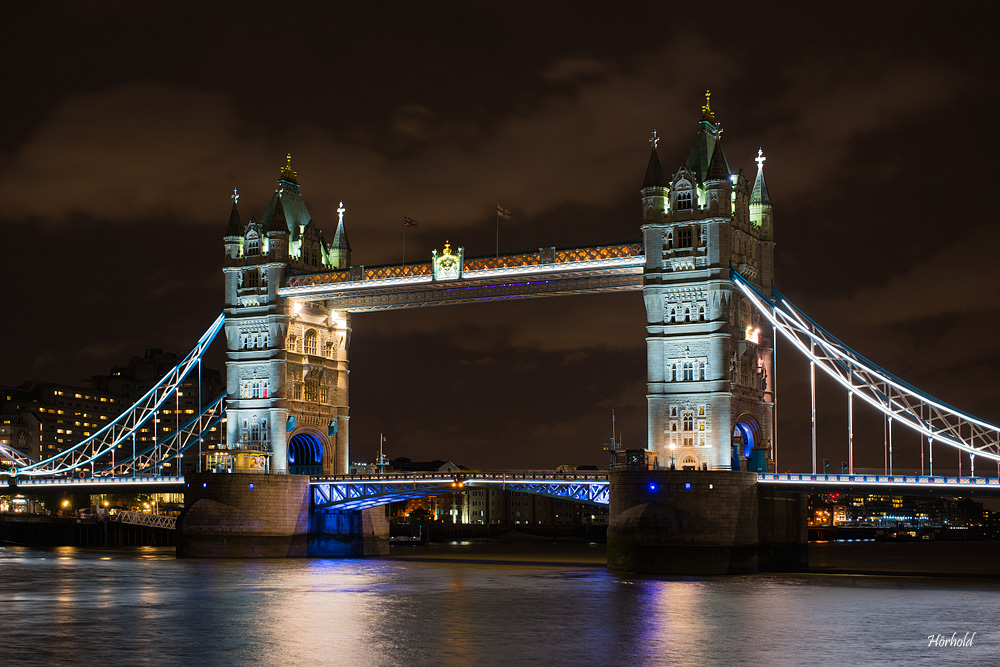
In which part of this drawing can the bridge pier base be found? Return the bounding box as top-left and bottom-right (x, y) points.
(176, 473), (389, 558)
(308, 508), (389, 557)
(607, 470), (806, 575)
(177, 472), (311, 557)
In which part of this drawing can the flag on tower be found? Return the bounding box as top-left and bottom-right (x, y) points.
(403, 215), (417, 227)
(497, 204), (511, 219)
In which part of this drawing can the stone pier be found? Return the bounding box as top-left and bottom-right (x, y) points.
(607, 470), (806, 574)
(177, 472), (388, 557)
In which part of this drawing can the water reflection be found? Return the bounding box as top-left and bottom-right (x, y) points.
(0, 547), (997, 666)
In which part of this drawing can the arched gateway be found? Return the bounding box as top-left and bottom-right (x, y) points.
(221, 98), (776, 475)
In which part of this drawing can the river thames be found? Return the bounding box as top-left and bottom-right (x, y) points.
(1, 544), (995, 666)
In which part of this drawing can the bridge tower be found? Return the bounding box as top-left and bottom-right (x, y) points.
(222, 157), (351, 475)
(641, 94), (776, 472)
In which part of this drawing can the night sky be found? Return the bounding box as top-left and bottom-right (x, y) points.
(2, 3), (997, 474)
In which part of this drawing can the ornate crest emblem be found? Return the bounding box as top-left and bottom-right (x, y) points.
(432, 241), (463, 280)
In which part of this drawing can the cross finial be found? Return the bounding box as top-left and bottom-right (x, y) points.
(649, 130), (659, 150)
(337, 201), (345, 225)
(232, 188), (239, 204)
(756, 148), (766, 170)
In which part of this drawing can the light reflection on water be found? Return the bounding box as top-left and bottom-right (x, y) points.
(0, 545), (996, 666)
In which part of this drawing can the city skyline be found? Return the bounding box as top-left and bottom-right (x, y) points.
(2, 4), (997, 472)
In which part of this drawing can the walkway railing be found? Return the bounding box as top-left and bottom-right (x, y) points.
(115, 511), (177, 530)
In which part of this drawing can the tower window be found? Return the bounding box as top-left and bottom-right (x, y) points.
(677, 228), (692, 248)
(683, 414), (694, 431)
(677, 191), (692, 210)
(245, 233), (260, 257)
(304, 330), (318, 356)
(304, 381), (318, 402)
(683, 362), (694, 381)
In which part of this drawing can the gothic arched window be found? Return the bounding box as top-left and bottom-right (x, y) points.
(683, 362), (694, 381)
(677, 190), (692, 210)
(245, 232), (260, 257)
(304, 329), (318, 356)
(682, 413), (694, 431)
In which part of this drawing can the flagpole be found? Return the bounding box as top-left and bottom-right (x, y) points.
(402, 219), (406, 265)
(496, 204), (500, 257)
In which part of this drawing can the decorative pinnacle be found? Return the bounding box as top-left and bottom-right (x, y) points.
(232, 188), (239, 204)
(649, 130), (659, 150)
(756, 148), (766, 170)
(337, 201), (345, 225)
(280, 153), (298, 183)
(701, 89), (716, 123)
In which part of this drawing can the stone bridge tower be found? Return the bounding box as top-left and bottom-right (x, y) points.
(222, 157), (351, 475)
(640, 95), (775, 472)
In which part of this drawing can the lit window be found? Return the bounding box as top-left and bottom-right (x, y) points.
(304, 330), (318, 355)
(676, 190), (692, 210)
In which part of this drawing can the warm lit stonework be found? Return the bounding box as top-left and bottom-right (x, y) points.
(223, 157), (352, 474)
(640, 92), (776, 472)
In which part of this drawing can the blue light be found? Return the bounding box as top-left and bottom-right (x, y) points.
(684, 482), (691, 490)
(202, 483), (207, 489)
(648, 482), (657, 492)
(249, 483), (255, 490)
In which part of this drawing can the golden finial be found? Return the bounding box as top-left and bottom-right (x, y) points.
(701, 89), (716, 123)
(442, 240), (452, 255)
(280, 153), (298, 184)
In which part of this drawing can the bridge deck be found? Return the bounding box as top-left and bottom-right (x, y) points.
(278, 244), (644, 311)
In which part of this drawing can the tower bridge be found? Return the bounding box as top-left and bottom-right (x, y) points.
(4, 95), (1000, 572)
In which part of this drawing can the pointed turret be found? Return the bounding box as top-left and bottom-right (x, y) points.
(706, 140), (730, 182)
(641, 131), (669, 224)
(329, 201), (352, 269)
(750, 148), (771, 207)
(703, 140), (732, 216)
(225, 194), (243, 238)
(224, 189), (244, 261)
(643, 144), (666, 189)
(750, 148), (773, 242)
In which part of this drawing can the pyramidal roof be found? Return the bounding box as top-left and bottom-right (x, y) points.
(224, 199), (242, 237)
(684, 90), (722, 185)
(261, 155), (312, 236)
(642, 146), (666, 189)
(751, 149), (771, 206)
(706, 140), (730, 181)
(332, 201), (351, 252)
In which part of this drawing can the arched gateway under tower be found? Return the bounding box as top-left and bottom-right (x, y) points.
(220, 97), (776, 476)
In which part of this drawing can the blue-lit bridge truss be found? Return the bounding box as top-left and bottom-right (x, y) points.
(310, 472), (610, 511)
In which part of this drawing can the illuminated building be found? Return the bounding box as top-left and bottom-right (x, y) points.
(0, 382), (121, 461)
(223, 157), (351, 474)
(84, 348), (225, 473)
(641, 93), (775, 470)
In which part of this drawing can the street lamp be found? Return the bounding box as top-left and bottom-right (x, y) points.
(669, 443), (676, 471)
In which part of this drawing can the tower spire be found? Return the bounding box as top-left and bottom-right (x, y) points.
(751, 148), (771, 206)
(225, 188), (243, 237)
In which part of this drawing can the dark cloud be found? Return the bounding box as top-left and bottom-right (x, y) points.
(1, 3), (996, 470)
